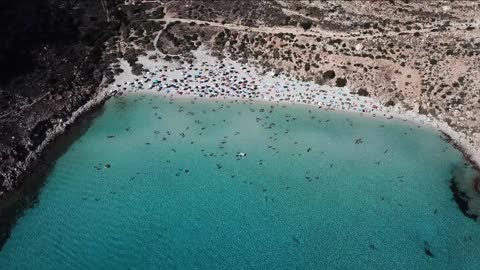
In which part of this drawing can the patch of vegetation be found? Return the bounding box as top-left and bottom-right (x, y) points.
(323, 70), (336, 80)
(357, 88), (370, 96)
(300, 20), (313, 31)
(336, 77), (347, 87)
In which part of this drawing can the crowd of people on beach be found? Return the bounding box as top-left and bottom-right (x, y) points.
(114, 57), (385, 115)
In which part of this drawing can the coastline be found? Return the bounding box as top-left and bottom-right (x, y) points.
(111, 49), (480, 171)
(1, 44), (479, 227)
(129, 89), (480, 174)
(0, 98), (107, 250)
(3, 0), (478, 212)
(2, 89), (480, 268)
(2, 1), (480, 266)
(1, 46), (479, 250)
(0, 84), (113, 196)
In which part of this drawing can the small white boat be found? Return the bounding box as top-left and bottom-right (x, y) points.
(236, 152), (247, 158)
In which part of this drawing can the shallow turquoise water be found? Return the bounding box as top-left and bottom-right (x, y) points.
(1, 94), (479, 269)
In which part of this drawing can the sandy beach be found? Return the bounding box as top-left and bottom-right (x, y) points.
(106, 49), (480, 169)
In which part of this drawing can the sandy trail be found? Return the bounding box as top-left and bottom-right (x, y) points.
(147, 15), (480, 41)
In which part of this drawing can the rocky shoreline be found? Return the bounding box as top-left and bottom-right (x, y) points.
(0, 0), (126, 196)
(0, 86), (113, 192)
(0, 96), (107, 249)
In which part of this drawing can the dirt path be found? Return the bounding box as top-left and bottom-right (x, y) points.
(150, 16), (480, 41)
(153, 22), (167, 57)
(0, 93), (50, 120)
(152, 20), (183, 57)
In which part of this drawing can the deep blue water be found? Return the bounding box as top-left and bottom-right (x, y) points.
(1, 94), (479, 269)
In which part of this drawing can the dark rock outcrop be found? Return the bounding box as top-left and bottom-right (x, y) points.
(449, 178), (478, 221)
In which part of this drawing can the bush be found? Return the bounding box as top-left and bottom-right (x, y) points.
(323, 70), (336, 80)
(336, 78), (347, 87)
(357, 88), (370, 96)
(300, 20), (313, 31)
(385, 100), (395, 107)
(304, 63), (311, 72)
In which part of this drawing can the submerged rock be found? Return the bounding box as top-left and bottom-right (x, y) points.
(449, 177), (478, 221)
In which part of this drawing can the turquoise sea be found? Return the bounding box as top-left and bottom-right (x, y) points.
(0, 94), (479, 269)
